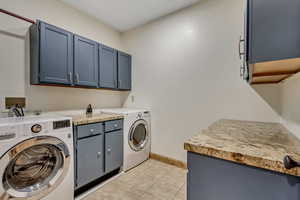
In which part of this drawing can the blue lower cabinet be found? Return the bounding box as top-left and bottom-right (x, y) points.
(105, 130), (123, 173)
(104, 119), (123, 132)
(76, 134), (104, 188)
(187, 152), (300, 200)
(75, 121), (123, 189)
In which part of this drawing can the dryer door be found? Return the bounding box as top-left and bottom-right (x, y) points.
(0, 136), (70, 200)
(128, 120), (149, 152)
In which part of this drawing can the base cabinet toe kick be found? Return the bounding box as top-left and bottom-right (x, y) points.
(187, 152), (300, 200)
(74, 119), (123, 190)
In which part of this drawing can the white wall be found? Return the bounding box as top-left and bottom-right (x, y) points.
(0, 0), (284, 162)
(122, 0), (280, 162)
(252, 84), (281, 115)
(0, 0), (128, 112)
(280, 73), (300, 138)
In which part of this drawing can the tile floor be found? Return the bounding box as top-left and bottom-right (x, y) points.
(84, 159), (187, 200)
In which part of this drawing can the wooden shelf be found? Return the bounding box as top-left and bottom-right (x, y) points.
(250, 58), (300, 84)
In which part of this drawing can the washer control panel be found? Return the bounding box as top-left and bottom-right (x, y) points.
(137, 113), (143, 119)
(0, 133), (15, 140)
(53, 120), (71, 130)
(0, 126), (18, 141)
(23, 122), (51, 136)
(31, 124), (42, 133)
(136, 111), (151, 119)
(0, 117), (72, 141)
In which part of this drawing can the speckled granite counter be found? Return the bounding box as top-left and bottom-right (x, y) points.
(184, 119), (300, 177)
(69, 113), (123, 126)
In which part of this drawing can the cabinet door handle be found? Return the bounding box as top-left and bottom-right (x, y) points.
(68, 72), (72, 83)
(240, 61), (249, 80)
(90, 129), (94, 134)
(118, 80), (121, 87)
(75, 73), (79, 83)
(107, 148), (111, 153)
(238, 36), (245, 59)
(97, 152), (101, 158)
(240, 63), (244, 78)
(114, 124), (118, 128)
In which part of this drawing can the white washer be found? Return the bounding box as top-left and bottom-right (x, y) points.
(0, 115), (74, 200)
(102, 108), (151, 171)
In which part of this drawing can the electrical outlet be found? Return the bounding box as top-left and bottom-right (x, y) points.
(131, 95), (135, 103)
(5, 97), (26, 109)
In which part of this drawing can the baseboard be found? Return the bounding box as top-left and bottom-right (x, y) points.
(150, 152), (187, 169)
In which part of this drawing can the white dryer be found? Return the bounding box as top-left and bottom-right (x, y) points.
(102, 108), (151, 171)
(0, 115), (74, 200)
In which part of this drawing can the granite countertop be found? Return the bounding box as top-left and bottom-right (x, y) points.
(184, 119), (300, 177)
(0, 109), (124, 125)
(69, 113), (124, 126)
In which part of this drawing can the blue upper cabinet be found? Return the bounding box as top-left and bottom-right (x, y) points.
(39, 22), (73, 85)
(99, 45), (117, 89)
(117, 51), (132, 90)
(30, 21), (132, 90)
(242, 0), (300, 84)
(247, 0), (300, 64)
(74, 35), (99, 87)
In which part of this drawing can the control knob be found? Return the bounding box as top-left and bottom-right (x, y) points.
(31, 124), (42, 133)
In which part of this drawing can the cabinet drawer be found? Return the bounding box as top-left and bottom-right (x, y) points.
(77, 123), (103, 139)
(105, 119), (123, 132)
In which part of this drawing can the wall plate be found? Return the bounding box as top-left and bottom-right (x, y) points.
(5, 97), (26, 109)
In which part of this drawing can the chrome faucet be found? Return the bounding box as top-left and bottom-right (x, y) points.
(8, 104), (24, 117)
(86, 104), (93, 115)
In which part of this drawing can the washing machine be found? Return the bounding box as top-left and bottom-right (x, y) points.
(0, 115), (74, 200)
(102, 108), (151, 171)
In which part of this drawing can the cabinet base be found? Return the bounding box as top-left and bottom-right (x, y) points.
(75, 168), (121, 197)
(187, 152), (300, 200)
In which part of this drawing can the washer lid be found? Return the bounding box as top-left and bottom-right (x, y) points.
(0, 136), (71, 200)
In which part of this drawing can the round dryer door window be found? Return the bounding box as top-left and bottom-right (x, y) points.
(0, 136), (71, 200)
(129, 120), (149, 151)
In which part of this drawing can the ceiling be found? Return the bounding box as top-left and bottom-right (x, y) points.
(60, 0), (200, 32)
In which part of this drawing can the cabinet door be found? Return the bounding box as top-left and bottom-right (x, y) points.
(105, 131), (123, 173)
(40, 22), (73, 84)
(74, 35), (99, 87)
(77, 134), (104, 188)
(117, 51), (132, 90)
(99, 45), (117, 89)
(247, 0), (300, 63)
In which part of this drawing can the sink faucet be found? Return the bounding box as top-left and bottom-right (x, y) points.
(8, 104), (24, 117)
(86, 104), (93, 115)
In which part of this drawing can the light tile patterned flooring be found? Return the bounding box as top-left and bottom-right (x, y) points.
(84, 159), (187, 200)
